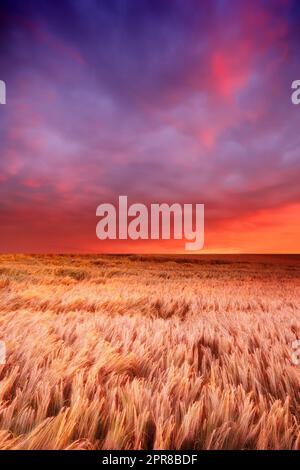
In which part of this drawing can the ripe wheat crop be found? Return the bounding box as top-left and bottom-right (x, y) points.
(0, 254), (299, 450)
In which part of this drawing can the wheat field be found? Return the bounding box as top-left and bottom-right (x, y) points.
(0, 254), (299, 450)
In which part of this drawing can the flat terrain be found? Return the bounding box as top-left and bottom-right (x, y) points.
(0, 254), (299, 449)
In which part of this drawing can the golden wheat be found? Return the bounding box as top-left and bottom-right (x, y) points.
(0, 254), (299, 450)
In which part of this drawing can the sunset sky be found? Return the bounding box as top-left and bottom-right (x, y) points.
(0, 0), (299, 253)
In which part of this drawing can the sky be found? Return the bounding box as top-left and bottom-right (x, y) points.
(0, 0), (299, 253)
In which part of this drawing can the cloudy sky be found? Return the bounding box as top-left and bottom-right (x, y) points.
(0, 0), (299, 253)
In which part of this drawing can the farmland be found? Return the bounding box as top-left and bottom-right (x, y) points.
(0, 254), (299, 449)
